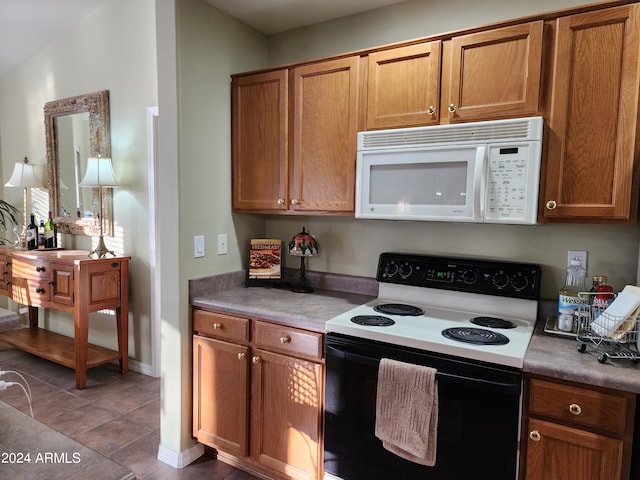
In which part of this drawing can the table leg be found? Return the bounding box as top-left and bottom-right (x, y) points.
(116, 307), (128, 374)
(28, 306), (38, 328)
(74, 304), (89, 390)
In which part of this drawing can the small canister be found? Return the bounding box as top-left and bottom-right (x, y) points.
(558, 308), (575, 332)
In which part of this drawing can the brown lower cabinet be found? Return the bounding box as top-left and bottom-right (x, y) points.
(192, 308), (324, 480)
(522, 375), (636, 480)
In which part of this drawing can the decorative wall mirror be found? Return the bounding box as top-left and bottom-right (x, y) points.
(44, 90), (113, 236)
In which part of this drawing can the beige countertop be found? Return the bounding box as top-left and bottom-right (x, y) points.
(190, 271), (640, 394)
(524, 316), (640, 393)
(192, 286), (375, 332)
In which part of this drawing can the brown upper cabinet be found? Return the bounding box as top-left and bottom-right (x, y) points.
(366, 41), (442, 129)
(541, 4), (640, 223)
(290, 57), (359, 213)
(232, 70), (288, 212)
(232, 57), (359, 214)
(364, 21), (544, 130)
(446, 21), (544, 123)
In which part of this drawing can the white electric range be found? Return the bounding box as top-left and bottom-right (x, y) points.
(325, 252), (541, 369)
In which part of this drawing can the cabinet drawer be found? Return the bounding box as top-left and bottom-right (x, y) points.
(193, 309), (250, 342)
(253, 321), (323, 360)
(11, 277), (50, 306)
(12, 259), (50, 281)
(529, 378), (631, 437)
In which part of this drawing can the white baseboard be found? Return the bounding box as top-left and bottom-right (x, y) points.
(157, 442), (204, 468)
(126, 358), (156, 377)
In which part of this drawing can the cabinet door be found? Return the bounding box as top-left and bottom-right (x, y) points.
(250, 349), (323, 480)
(542, 5), (640, 222)
(525, 418), (623, 480)
(447, 21), (543, 122)
(232, 70), (288, 212)
(193, 335), (249, 457)
(291, 57), (359, 213)
(366, 42), (442, 129)
(50, 262), (74, 306)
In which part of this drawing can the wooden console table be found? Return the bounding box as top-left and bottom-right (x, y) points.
(0, 248), (130, 389)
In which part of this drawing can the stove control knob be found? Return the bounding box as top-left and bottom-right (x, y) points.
(511, 273), (529, 291)
(492, 271), (509, 288)
(461, 270), (478, 284)
(383, 262), (398, 277)
(398, 263), (413, 278)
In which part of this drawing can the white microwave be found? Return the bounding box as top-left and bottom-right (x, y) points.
(355, 117), (543, 224)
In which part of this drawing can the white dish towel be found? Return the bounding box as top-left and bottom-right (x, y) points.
(375, 358), (438, 466)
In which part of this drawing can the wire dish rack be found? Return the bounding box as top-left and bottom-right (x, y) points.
(575, 292), (640, 364)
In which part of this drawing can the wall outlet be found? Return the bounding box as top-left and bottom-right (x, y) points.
(218, 234), (228, 255)
(194, 235), (205, 258)
(567, 250), (587, 270)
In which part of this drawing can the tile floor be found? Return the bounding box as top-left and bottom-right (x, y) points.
(0, 344), (260, 480)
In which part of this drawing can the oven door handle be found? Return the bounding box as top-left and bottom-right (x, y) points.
(327, 344), (521, 394)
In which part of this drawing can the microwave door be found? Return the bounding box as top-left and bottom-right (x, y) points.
(356, 145), (485, 222)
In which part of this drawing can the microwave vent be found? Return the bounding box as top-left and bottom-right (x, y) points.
(358, 117), (543, 150)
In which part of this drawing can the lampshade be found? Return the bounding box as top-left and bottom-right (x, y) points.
(288, 227), (319, 257)
(4, 158), (45, 188)
(78, 157), (119, 187)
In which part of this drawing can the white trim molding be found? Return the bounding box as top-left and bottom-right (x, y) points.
(157, 442), (204, 468)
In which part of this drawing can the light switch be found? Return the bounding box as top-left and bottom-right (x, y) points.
(194, 235), (205, 258)
(218, 234), (228, 255)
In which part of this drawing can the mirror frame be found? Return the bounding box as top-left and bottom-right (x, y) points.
(44, 90), (113, 236)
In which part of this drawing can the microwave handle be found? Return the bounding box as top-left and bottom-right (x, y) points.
(474, 145), (486, 221)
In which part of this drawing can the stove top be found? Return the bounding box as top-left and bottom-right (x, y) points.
(325, 253), (541, 368)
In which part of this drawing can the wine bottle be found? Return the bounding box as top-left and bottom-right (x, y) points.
(26, 214), (37, 250)
(37, 220), (45, 249)
(44, 211), (57, 249)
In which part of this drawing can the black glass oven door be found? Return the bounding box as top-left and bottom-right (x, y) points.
(324, 333), (522, 480)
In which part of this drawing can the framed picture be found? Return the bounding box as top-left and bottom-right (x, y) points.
(245, 239), (282, 287)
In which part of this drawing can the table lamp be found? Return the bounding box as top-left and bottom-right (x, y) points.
(78, 156), (119, 258)
(4, 156), (46, 247)
(288, 227), (319, 293)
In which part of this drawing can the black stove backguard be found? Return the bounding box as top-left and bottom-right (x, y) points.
(376, 252), (541, 300)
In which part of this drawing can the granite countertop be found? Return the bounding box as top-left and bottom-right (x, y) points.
(190, 271), (640, 394)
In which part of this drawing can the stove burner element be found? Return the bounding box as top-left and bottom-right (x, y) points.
(442, 327), (510, 345)
(374, 303), (424, 316)
(351, 315), (395, 327)
(470, 316), (516, 329)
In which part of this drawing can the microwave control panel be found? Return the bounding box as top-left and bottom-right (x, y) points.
(485, 143), (541, 224)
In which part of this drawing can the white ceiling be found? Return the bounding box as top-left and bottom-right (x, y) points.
(202, 0), (408, 35)
(0, 0), (406, 79)
(0, 0), (109, 78)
